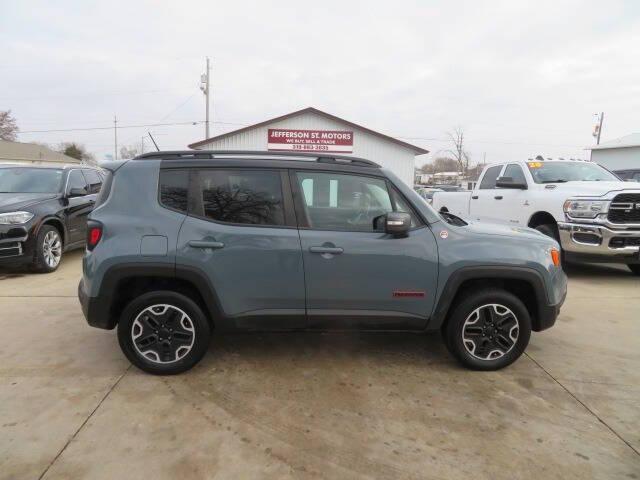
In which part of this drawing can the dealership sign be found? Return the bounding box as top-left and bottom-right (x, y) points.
(267, 129), (353, 153)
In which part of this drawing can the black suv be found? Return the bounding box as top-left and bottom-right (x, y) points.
(0, 163), (104, 272)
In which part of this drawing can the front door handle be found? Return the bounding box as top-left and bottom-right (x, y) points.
(494, 196), (503, 200)
(309, 246), (343, 254)
(189, 240), (225, 249)
(471, 195), (479, 200)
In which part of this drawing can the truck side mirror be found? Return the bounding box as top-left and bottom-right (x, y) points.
(384, 212), (411, 237)
(496, 177), (527, 190)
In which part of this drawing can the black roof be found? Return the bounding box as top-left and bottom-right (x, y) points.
(134, 150), (381, 168)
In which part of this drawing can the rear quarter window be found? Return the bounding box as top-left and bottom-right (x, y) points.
(159, 169), (189, 212)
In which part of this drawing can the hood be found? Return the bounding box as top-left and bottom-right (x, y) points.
(543, 181), (640, 198)
(462, 219), (552, 244)
(0, 193), (58, 212)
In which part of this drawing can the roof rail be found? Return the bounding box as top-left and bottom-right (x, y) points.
(133, 150), (381, 168)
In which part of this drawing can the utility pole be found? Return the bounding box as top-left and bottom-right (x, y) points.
(593, 112), (604, 145)
(200, 57), (211, 138)
(113, 116), (118, 160)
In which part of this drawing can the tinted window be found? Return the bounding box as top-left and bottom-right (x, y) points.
(502, 164), (527, 184)
(67, 170), (87, 193)
(198, 169), (284, 226)
(479, 165), (502, 189)
(296, 171), (406, 232)
(0, 168), (63, 193)
(83, 169), (103, 194)
(159, 169), (189, 212)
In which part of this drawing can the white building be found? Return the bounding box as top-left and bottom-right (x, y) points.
(0, 140), (80, 164)
(188, 107), (429, 186)
(588, 133), (640, 172)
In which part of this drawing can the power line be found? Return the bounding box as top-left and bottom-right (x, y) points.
(19, 120), (206, 134)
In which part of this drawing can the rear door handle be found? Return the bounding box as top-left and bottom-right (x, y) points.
(494, 196), (503, 200)
(309, 246), (344, 254)
(189, 240), (225, 249)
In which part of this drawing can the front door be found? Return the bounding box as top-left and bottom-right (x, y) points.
(292, 170), (439, 329)
(176, 167), (306, 330)
(64, 169), (95, 245)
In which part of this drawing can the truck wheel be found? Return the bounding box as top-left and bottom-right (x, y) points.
(33, 225), (63, 273)
(117, 291), (211, 375)
(443, 289), (532, 370)
(628, 265), (640, 276)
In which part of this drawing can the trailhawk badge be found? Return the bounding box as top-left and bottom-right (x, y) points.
(440, 230), (449, 239)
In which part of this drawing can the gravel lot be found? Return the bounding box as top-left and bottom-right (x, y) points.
(1, 251), (638, 479)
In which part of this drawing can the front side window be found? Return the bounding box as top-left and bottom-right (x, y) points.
(479, 165), (503, 189)
(198, 169), (285, 226)
(66, 170), (87, 193)
(0, 168), (63, 193)
(159, 169), (189, 212)
(502, 164), (527, 184)
(296, 171), (415, 231)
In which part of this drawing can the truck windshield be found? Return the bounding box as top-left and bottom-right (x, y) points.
(0, 168), (64, 193)
(526, 162), (618, 183)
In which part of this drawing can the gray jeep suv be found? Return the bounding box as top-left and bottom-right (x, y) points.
(78, 151), (567, 375)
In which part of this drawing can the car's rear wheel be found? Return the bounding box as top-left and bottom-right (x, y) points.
(443, 289), (532, 370)
(627, 264), (640, 276)
(33, 225), (63, 273)
(117, 291), (211, 375)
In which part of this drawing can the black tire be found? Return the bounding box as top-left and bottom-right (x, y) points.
(443, 288), (532, 371)
(628, 264), (640, 276)
(32, 224), (63, 273)
(117, 291), (211, 375)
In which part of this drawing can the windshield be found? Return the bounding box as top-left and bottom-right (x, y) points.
(526, 162), (618, 183)
(0, 168), (64, 193)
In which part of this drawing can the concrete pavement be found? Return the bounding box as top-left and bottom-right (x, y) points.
(1, 251), (638, 479)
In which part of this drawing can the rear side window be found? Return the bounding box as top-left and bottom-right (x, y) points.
(197, 169), (285, 226)
(83, 169), (103, 194)
(479, 165), (503, 189)
(159, 169), (189, 212)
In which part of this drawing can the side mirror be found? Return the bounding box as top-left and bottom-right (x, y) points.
(384, 212), (411, 237)
(495, 177), (527, 189)
(68, 187), (88, 197)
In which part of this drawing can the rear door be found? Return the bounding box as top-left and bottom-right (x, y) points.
(176, 167), (306, 330)
(292, 169), (439, 329)
(471, 164), (505, 223)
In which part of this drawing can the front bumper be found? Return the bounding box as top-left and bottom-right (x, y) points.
(0, 225), (31, 265)
(557, 221), (640, 264)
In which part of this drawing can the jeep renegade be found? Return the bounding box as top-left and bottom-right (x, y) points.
(78, 151), (567, 375)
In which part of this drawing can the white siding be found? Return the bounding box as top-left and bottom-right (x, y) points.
(591, 147), (640, 171)
(193, 111), (417, 186)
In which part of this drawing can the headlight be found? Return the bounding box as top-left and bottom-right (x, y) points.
(563, 199), (609, 219)
(0, 211), (35, 225)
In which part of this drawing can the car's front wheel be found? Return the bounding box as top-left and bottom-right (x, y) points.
(33, 225), (63, 273)
(117, 291), (211, 375)
(443, 289), (532, 370)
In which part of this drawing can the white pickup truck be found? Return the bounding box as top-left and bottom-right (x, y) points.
(432, 159), (640, 275)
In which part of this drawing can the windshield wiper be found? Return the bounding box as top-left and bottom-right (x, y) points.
(541, 179), (568, 183)
(440, 211), (468, 226)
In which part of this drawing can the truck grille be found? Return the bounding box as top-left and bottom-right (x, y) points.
(608, 193), (640, 224)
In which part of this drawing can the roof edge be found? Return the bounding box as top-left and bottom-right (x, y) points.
(188, 107), (429, 155)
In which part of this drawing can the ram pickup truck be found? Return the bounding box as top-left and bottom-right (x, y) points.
(432, 159), (640, 275)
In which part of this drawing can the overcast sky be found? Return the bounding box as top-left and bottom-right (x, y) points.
(2, 0), (639, 166)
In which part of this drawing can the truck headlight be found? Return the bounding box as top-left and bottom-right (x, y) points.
(563, 199), (609, 219)
(0, 211), (35, 225)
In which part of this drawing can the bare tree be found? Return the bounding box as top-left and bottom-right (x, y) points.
(0, 110), (19, 141)
(444, 127), (471, 174)
(119, 145), (140, 160)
